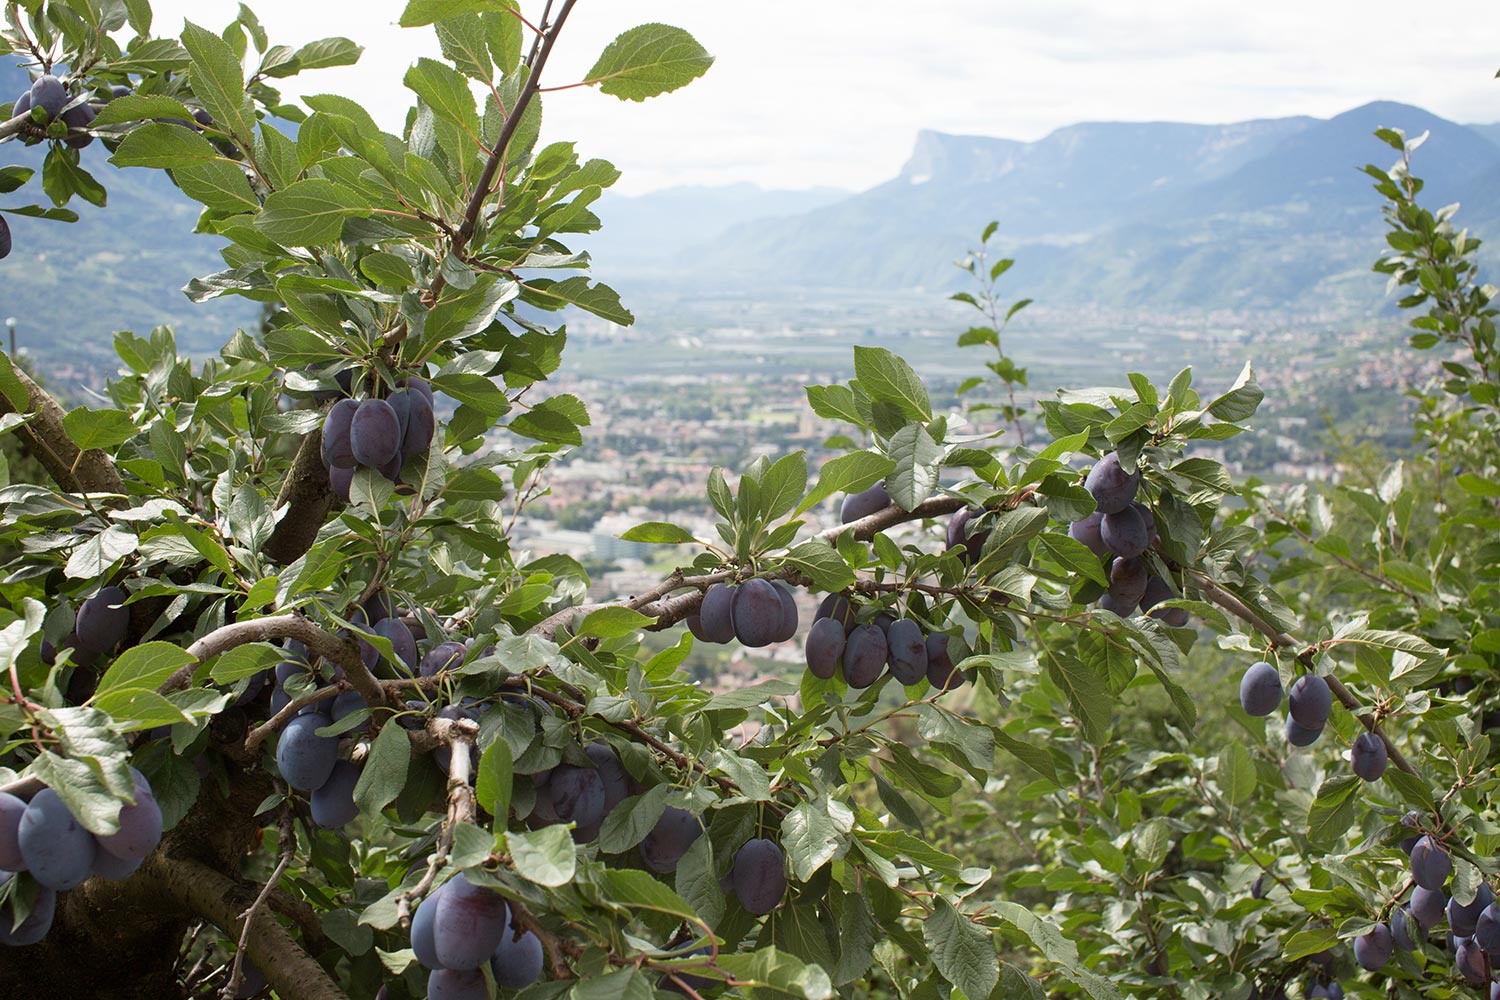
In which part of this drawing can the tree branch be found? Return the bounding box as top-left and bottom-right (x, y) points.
(262, 430), (334, 566)
(0, 351), (123, 495)
(396, 715), (478, 928)
(389, 0), (579, 342)
(149, 852), (348, 1000)
(1189, 570), (1419, 777)
(222, 803), (295, 1000)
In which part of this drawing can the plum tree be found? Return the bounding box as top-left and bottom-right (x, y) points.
(732, 838), (788, 916)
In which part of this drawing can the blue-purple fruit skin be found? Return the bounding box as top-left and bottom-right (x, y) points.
(0, 874), (55, 946)
(1239, 662), (1282, 716)
(92, 848), (143, 880)
(75, 585), (130, 653)
(0, 792), (27, 870)
(321, 398), (359, 469)
(585, 742), (630, 813)
(427, 967), (490, 1000)
(96, 769), (162, 861)
(1285, 717), (1323, 747)
(842, 623), (887, 688)
(548, 765), (605, 830)
(276, 713), (339, 792)
(696, 584), (736, 644)
(1474, 902), (1500, 955)
(28, 75), (67, 120)
(61, 101), (94, 148)
(840, 484), (891, 524)
(1411, 885), (1447, 929)
(1108, 556), (1147, 607)
(770, 581), (799, 643)
(18, 788), (97, 890)
(1099, 506), (1149, 558)
(374, 617), (418, 674)
(411, 880), (447, 968)
(492, 926), (544, 988)
(1354, 924), (1393, 970)
(1411, 835), (1453, 890)
(813, 592), (856, 632)
(1084, 453), (1140, 514)
(403, 389), (436, 460)
(639, 807), (701, 874)
(885, 618), (928, 685)
(947, 508), (987, 563)
(927, 633), (961, 691)
(732, 579), (784, 648)
(350, 398), (402, 468)
(311, 760), (361, 828)
(1069, 511), (1109, 558)
(804, 618), (844, 679)
(732, 838), (788, 916)
(1390, 907), (1417, 950)
(1287, 674), (1332, 729)
(1449, 884), (1494, 938)
(421, 641), (465, 678)
(1350, 731), (1388, 781)
(1457, 936), (1489, 985)
(432, 878), (508, 971)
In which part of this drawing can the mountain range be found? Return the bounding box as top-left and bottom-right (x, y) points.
(597, 101), (1500, 311)
(5, 41), (1500, 375)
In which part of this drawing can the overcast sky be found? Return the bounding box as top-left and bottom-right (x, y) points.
(141, 1), (1500, 194)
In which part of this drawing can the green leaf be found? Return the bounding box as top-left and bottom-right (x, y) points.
(925, 897), (999, 1000)
(64, 527), (139, 579)
(1046, 654), (1111, 745)
(91, 94), (195, 127)
(618, 521), (695, 544)
(852, 346), (931, 421)
(404, 57), (477, 130)
(110, 121), (227, 170)
(703, 679), (798, 711)
(399, 0), (503, 26)
(784, 539), (856, 592)
(597, 784), (669, 854)
(1218, 741), (1256, 805)
(62, 407), (136, 450)
(208, 642), (281, 684)
(255, 178), (371, 246)
(475, 737), (512, 821)
(507, 824), (575, 886)
(885, 423), (942, 511)
(1207, 361), (1264, 422)
(781, 800), (844, 881)
(521, 277), (633, 325)
(585, 24), (714, 102)
(354, 720), (411, 817)
(180, 21), (252, 140)
(576, 606), (655, 639)
(795, 451), (893, 517)
(1306, 775), (1361, 852)
(1284, 926), (1341, 961)
(95, 642), (196, 696)
(28, 751), (126, 837)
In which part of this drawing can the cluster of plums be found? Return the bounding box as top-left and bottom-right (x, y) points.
(1069, 454), (1189, 626)
(410, 877), (545, 1000)
(320, 378), (437, 502)
(41, 584), (132, 669)
(10, 73), (95, 149)
(1237, 661), (1389, 777)
(1353, 825), (1500, 990)
(0, 770), (163, 946)
(271, 639), (366, 829)
(804, 591), (962, 693)
(687, 578), (799, 649)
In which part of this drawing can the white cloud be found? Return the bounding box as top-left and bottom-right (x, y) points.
(139, 1), (1500, 193)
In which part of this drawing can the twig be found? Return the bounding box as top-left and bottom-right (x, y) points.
(222, 803), (295, 1000)
(1189, 570), (1419, 777)
(395, 715), (478, 929)
(390, 0), (579, 343)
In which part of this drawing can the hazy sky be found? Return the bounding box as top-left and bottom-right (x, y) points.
(140, 1), (1500, 194)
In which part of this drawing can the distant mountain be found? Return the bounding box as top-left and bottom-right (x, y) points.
(1471, 122), (1500, 149)
(1, 59), (256, 377)
(665, 102), (1500, 310)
